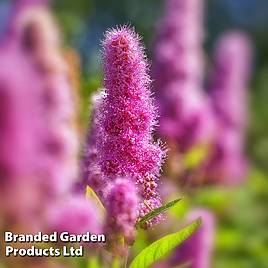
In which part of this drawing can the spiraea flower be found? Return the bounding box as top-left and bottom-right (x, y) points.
(105, 178), (139, 249)
(48, 195), (103, 235)
(204, 128), (249, 185)
(0, 44), (46, 230)
(81, 91), (108, 199)
(0, 1), (83, 234)
(170, 209), (215, 268)
(153, 0), (215, 152)
(210, 31), (252, 130)
(206, 31), (252, 184)
(7, 0), (50, 43)
(15, 4), (79, 195)
(96, 26), (166, 226)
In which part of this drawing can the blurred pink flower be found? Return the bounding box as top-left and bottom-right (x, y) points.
(48, 195), (102, 235)
(153, 0), (215, 152)
(0, 1), (81, 233)
(171, 209), (215, 268)
(210, 31), (252, 130)
(205, 129), (248, 185)
(105, 178), (139, 245)
(0, 44), (46, 229)
(15, 5), (79, 195)
(80, 91), (108, 200)
(206, 31), (253, 184)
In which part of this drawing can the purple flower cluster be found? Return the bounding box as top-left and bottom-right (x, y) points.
(206, 32), (252, 184)
(48, 195), (102, 235)
(15, 4), (79, 195)
(16, 3), (103, 231)
(0, 1), (101, 235)
(99, 27), (165, 185)
(210, 31), (252, 130)
(153, 0), (253, 186)
(92, 26), (166, 227)
(105, 178), (139, 247)
(80, 27), (167, 247)
(0, 44), (45, 229)
(81, 91), (108, 199)
(7, 0), (49, 43)
(153, 0), (215, 152)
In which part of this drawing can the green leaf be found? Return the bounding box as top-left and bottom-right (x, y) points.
(136, 198), (182, 228)
(130, 218), (202, 268)
(86, 186), (106, 214)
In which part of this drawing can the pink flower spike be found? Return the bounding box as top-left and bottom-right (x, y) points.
(210, 31), (253, 130)
(105, 178), (139, 246)
(206, 31), (253, 185)
(153, 0), (215, 152)
(97, 26), (166, 226)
